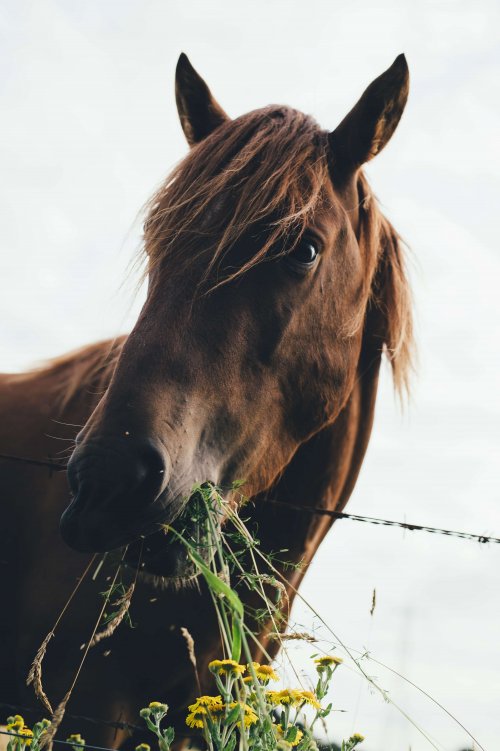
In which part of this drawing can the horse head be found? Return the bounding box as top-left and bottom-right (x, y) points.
(61, 53), (412, 579)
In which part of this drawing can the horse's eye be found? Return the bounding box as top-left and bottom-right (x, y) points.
(283, 239), (319, 275)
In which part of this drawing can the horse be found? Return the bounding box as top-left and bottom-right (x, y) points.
(0, 53), (412, 749)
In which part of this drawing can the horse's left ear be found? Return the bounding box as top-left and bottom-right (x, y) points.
(175, 53), (230, 147)
(329, 54), (409, 174)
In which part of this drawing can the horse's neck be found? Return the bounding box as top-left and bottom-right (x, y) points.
(250, 348), (382, 577)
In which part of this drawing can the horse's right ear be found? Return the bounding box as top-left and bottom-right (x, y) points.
(329, 54), (409, 176)
(175, 53), (230, 147)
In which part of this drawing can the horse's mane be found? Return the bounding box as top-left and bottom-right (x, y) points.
(37, 108), (413, 406)
(357, 173), (414, 396)
(27, 338), (125, 411)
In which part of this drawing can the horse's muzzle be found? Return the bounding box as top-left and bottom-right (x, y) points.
(60, 436), (172, 552)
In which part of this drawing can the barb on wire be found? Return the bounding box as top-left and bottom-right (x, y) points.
(0, 729), (123, 751)
(265, 498), (500, 545)
(0, 701), (141, 733)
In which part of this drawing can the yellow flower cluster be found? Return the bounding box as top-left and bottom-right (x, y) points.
(66, 734), (85, 747)
(227, 702), (258, 728)
(190, 696), (223, 710)
(6, 717), (34, 747)
(185, 696), (257, 729)
(6, 716), (25, 732)
(265, 689), (321, 710)
(350, 733), (365, 743)
(314, 655), (343, 667)
(248, 662), (279, 682)
(208, 659), (246, 676)
(274, 724), (304, 747)
(186, 695), (223, 728)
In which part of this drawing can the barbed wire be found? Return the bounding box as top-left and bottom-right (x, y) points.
(0, 700), (141, 734)
(0, 729), (124, 751)
(265, 499), (500, 544)
(1, 452), (499, 545)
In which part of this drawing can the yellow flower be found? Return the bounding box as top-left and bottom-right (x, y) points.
(226, 702), (258, 728)
(208, 659), (246, 676)
(185, 706), (207, 729)
(248, 662), (279, 682)
(314, 655), (343, 667)
(266, 689), (297, 706)
(266, 690), (282, 706)
(67, 735), (85, 746)
(188, 695), (223, 712)
(293, 690), (321, 709)
(274, 725), (304, 747)
(18, 728), (34, 747)
(135, 744), (150, 751)
(349, 733), (365, 743)
(6, 716), (25, 732)
(148, 701), (168, 712)
(266, 689), (321, 708)
(208, 704), (225, 719)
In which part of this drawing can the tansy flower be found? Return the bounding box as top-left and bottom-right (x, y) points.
(349, 733), (365, 743)
(208, 659), (246, 676)
(248, 662), (279, 682)
(266, 690), (283, 706)
(314, 655), (343, 667)
(188, 695), (223, 712)
(266, 689), (297, 706)
(226, 702), (258, 728)
(274, 725), (304, 747)
(293, 690), (321, 709)
(207, 704), (225, 719)
(7, 715), (25, 732)
(67, 735), (85, 747)
(18, 728), (34, 747)
(185, 706), (207, 729)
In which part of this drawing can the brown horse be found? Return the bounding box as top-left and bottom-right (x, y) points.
(0, 53), (412, 748)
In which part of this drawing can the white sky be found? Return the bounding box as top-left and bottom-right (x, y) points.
(1, 1), (499, 749)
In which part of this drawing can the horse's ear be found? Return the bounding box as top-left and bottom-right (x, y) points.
(175, 53), (230, 146)
(329, 54), (409, 174)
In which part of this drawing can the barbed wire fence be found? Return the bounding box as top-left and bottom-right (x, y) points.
(1, 452), (498, 545)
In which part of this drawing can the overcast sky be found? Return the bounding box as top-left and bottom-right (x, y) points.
(1, 2), (499, 750)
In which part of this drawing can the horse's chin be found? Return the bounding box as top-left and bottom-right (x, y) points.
(124, 530), (199, 586)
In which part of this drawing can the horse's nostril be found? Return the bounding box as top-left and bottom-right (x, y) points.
(134, 441), (168, 496)
(67, 436), (169, 512)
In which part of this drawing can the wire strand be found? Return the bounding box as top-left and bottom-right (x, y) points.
(1, 452), (498, 545)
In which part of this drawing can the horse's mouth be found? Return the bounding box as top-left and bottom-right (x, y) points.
(124, 529), (198, 582)
(61, 483), (220, 586)
(123, 493), (219, 583)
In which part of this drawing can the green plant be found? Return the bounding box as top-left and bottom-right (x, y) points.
(136, 483), (365, 751)
(4, 716), (52, 751)
(138, 654), (363, 751)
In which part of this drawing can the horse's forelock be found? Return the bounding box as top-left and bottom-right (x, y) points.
(142, 106), (330, 287)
